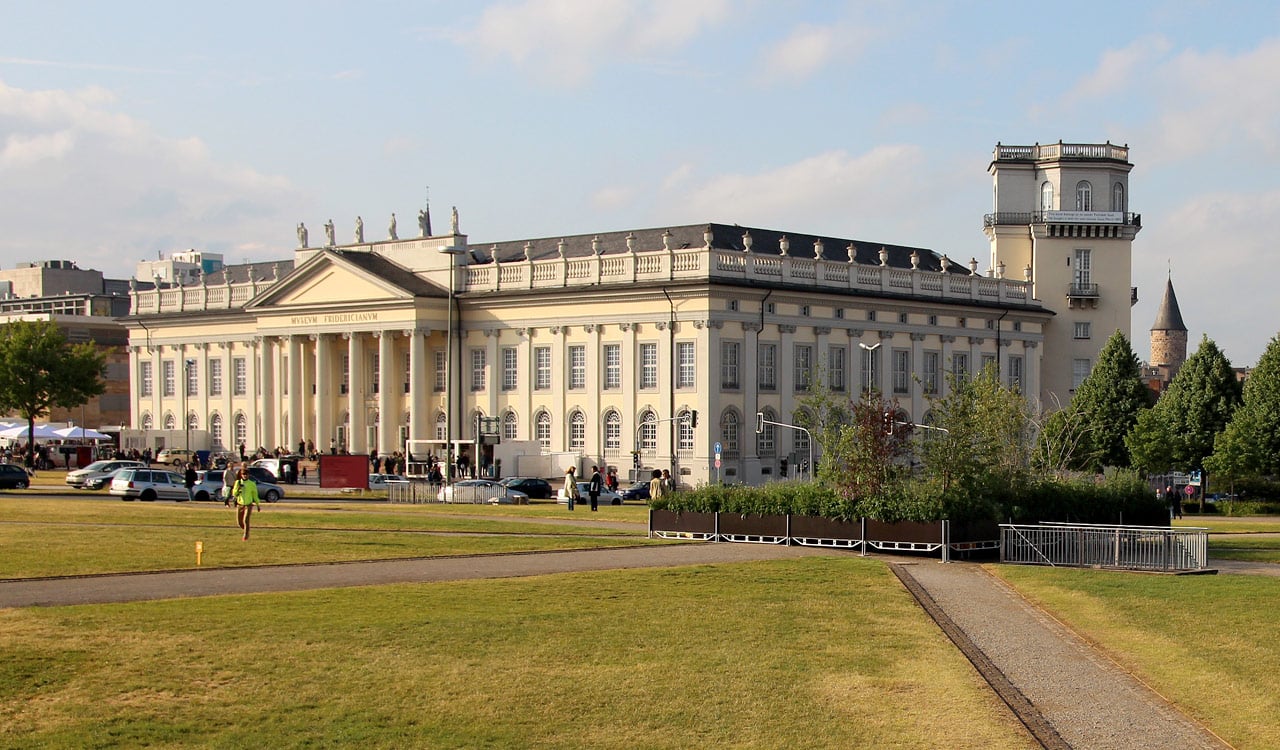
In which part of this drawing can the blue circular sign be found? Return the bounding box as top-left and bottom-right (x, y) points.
(713, 442), (723, 454)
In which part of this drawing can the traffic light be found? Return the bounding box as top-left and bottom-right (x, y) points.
(779, 457), (788, 477)
(883, 409), (895, 436)
(632, 450), (641, 470)
(690, 410), (698, 429)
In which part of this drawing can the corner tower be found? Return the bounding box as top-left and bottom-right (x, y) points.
(983, 141), (1140, 409)
(1150, 275), (1188, 379)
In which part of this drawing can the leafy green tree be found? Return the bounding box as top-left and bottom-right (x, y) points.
(1126, 335), (1241, 474)
(0, 321), (106, 458)
(1207, 334), (1280, 479)
(813, 390), (913, 503)
(794, 365), (851, 478)
(1041, 331), (1150, 472)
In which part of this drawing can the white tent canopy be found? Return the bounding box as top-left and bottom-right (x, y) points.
(0, 423), (62, 440)
(53, 426), (110, 440)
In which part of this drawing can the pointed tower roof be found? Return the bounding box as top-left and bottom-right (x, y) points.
(1151, 276), (1187, 332)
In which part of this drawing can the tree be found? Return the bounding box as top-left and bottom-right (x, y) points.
(1207, 334), (1280, 479)
(1126, 335), (1241, 474)
(813, 390), (913, 503)
(0, 321), (106, 461)
(1041, 331), (1150, 472)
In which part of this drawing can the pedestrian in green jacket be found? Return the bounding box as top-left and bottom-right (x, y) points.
(232, 467), (262, 541)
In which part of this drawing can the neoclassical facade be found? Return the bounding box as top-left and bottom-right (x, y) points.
(124, 214), (1051, 485)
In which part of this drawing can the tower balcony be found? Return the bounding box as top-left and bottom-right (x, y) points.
(1067, 283), (1100, 309)
(983, 211), (1141, 228)
(992, 142), (1130, 163)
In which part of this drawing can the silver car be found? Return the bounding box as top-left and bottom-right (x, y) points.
(190, 470), (285, 503)
(437, 479), (529, 504)
(66, 460), (146, 489)
(109, 468), (192, 502)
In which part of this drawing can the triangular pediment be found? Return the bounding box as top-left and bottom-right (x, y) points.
(246, 249), (443, 310)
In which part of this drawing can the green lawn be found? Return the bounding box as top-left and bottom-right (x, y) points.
(994, 564), (1280, 749)
(0, 557), (1033, 749)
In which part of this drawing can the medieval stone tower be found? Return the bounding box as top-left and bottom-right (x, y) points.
(1150, 275), (1188, 379)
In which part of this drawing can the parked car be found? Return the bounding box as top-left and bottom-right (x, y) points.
(438, 479), (529, 504)
(557, 482), (623, 505)
(189, 470), (285, 503)
(83, 467), (138, 491)
(110, 468), (192, 501)
(499, 476), (554, 499)
(66, 459), (146, 489)
(0, 463), (32, 489)
(154, 448), (197, 466)
(368, 473), (406, 490)
(251, 456), (300, 483)
(618, 481), (651, 501)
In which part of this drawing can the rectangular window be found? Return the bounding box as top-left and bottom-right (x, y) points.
(677, 416), (694, 453)
(892, 349), (910, 394)
(829, 346), (846, 391)
(861, 346), (880, 392)
(677, 342), (696, 388)
(721, 341), (740, 389)
(162, 360), (175, 397)
(603, 344), (621, 390)
(758, 343), (777, 390)
(470, 348), (486, 391)
(403, 352), (411, 393)
(568, 345), (586, 389)
(639, 343), (658, 389)
(371, 353), (379, 395)
(1073, 358), (1091, 389)
(1009, 354), (1024, 390)
(1074, 248), (1092, 290)
(502, 347), (518, 391)
(185, 360), (198, 397)
(140, 361), (153, 397)
(434, 351), (446, 392)
(981, 353), (997, 374)
(233, 357), (247, 396)
(1074, 321), (1092, 339)
(867, 310), (877, 322)
(209, 359), (223, 397)
(794, 344), (812, 391)
(534, 346), (551, 390)
(952, 352), (969, 382)
(923, 351), (940, 394)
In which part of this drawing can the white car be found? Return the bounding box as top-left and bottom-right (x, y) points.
(437, 479), (529, 504)
(66, 460), (146, 489)
(368, 473), (406, 490)
(557, 482), (624, 506)
(109, 468), (192, 502)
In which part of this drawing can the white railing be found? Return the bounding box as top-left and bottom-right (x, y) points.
(1000, 522), (1208, 572)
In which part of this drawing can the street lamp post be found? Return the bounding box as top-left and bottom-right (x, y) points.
(858, 341), (881, 393)
(440, 244), (464, 482)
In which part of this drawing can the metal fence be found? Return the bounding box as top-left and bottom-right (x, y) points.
(1000, 522), (1208, 572)
(388, 480), (443, 503)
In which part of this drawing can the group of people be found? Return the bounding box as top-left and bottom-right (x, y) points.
(562, 465), (675, 511)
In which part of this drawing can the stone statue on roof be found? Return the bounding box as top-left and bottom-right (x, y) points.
(388, 213), (398, 240)
(355, 216), (364, 244)
(324, 219), (336, 247)
(297, 222), (309, 248)
(451, 206), (459, 235)
(418, 208), (431, 237)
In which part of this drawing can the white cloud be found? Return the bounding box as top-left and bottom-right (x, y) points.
(456, 0), (731, 86)
(0, 80), (302, 278)
(591, 185), (634, 210)
(757, 24), (839, 83)
(664, 145), (926, 232)
(1061, 35), (1172, 103)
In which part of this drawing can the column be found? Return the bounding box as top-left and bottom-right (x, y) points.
(408, 328), (427, 450)
(287, 335), (303, 450)
(315, 334), (333, 453)
(260, 337), (276, 449)
(910, 332), (925, 420)
(377, 331), (395, 456)
(348, 332), (366, 454)
(247, 338), (261, 449)
(220, 343), (233, 451)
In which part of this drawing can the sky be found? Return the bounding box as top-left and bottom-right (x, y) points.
(1, 0), (1278, 365)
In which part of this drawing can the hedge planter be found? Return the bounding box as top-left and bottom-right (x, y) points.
(789, 516), (863, 549)
(717, 513), (788, 544)
(649, 509), (716, 540)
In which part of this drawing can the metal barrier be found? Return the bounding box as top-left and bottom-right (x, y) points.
(388, 480), (444, 503)
(1000, 522), (1209, 572)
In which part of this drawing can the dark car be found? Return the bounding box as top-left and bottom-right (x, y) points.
(499, 476), (554, 499)
(619, 481), (650, 501)
(0, 463), (31, 489)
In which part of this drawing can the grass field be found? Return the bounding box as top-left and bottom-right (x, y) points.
(993, 565), (1280, 749)
(0, 557), (1034, 749)
(0, 498), (661, 578)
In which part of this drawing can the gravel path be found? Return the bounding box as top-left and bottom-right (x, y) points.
(894, 561), (1228, 750)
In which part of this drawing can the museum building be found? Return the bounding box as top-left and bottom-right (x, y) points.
(121, 142), (1138, 485)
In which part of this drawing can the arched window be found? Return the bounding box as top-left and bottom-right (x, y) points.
(141, 413), (154, 431)
(535, 411), (552, 449)
(604, 411), (622, 450)
(676, 410), (693, 453)
(1075, 180), (1092, 211)
(568, 411), (585, 450)
(1112, 182), (1125, 212)
(210, 413), (224, 450)
(187, 411), (199, 431)
(756, 407), (777, 457)
(792, 407), (813, 463)
(503, 411), (518, 441)
(720, 409), (740, 459)
(234, 413), (248, 446)
(163, 413), (176, 431)
(638, 409), (657, 451)
(1040, 181), (1054, 212)
(435, 412), (447, 441)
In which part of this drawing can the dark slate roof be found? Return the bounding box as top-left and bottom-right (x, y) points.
(331, 250), (446, 298)
(470, 222), (971, 274)
(1151, 277), (1187, 332)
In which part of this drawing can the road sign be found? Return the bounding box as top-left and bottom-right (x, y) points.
(715, 459), (721, 468)
(713, 441), (722, 454)
(1184, 485), (1196, 497)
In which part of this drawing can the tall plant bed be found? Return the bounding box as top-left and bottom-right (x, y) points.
(789, 516), (863, 549)
(649, 509), (715, 540)
(716, 513), (788, 544)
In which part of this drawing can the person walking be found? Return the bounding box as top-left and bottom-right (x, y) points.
(222, 462), (238, 507)
(231, 467), (262, 541)
(588, 465), (603, 512)
(606, 467), (618, 493)
(183, 462), (198, 501)
(563, 466), (579, 510)
(649, 469), (665, 501)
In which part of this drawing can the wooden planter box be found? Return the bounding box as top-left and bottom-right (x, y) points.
(865, 520), (944, 545)
(717, 513), (788, 538)
(650, 509), (715, 535)
(789, 515), (862, 541)
(949, 519), (1000, 544)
